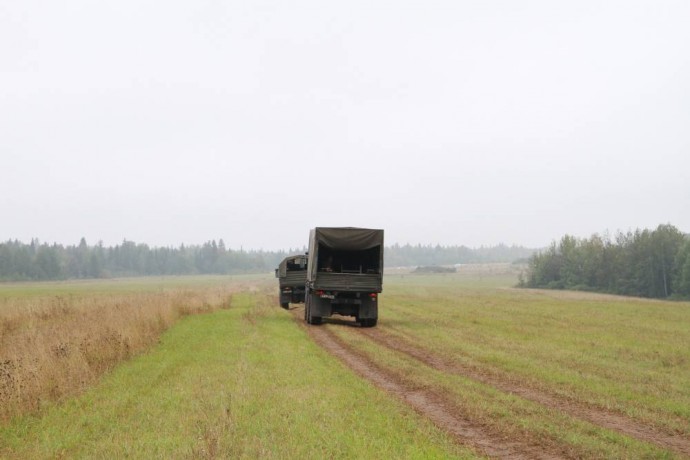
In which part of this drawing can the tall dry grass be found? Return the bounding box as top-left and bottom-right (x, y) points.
(0, 286), (234, 421)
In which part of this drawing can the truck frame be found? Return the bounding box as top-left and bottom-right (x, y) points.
(304, 227), (383, 327)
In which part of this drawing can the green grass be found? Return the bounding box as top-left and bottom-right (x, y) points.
(2, 268), (687, 458)
(0, 289), (475, 459)
(377, 274), (690, 436)
(307, 270), (689, 457)
(333, 325), (672, 458)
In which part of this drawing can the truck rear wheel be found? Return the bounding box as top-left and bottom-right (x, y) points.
(280, 302), (289, 309)
(308, 303), (322, 325)
(310, 315), (322, 325)
(360, 318), (377, 327)
(305, 295), (322, 325)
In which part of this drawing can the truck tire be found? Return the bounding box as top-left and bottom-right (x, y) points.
(360, 318), (377, 328)
(306, 295), (322, 325)
(280, 302), (289, 309)
(308, 305), (322, 325)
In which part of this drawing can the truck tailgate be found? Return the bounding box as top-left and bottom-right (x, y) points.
(282, 271), (307, 287)
(313, 273), (382, 292)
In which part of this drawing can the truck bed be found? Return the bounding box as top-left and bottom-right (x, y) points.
(313, 272), (382, 292)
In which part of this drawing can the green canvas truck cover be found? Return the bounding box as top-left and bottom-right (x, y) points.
(277, 254), (307, 278)
(307, 227), (384, 281)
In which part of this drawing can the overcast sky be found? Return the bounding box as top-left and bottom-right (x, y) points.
(1, 1), (688, 250)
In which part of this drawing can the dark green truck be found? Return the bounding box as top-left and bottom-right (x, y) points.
(275, 254), (308, 309)
(304, 227), (384, 327)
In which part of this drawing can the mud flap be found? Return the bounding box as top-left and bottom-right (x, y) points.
(358, 297), (378, 320)
(310, 295), (332, 318)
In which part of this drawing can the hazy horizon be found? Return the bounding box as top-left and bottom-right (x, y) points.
(0, 223), (686, 252)
(3, 1), (689, 251)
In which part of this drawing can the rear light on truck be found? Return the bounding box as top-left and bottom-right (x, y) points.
(369, 293), (377, 299)
(317, 290), (335, 299)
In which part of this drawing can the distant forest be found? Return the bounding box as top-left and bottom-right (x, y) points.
(0, 239), (533, 281)
(520, 224), (690, 299)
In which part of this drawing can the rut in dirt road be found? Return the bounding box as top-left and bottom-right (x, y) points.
(356, 327), (690, 458)
(291, 310), (566, 460)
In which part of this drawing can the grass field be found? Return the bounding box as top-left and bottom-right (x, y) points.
(0, 276), (247, 421)
(0, 282), (473, 459)
(381, 270), (690, 435)
(1, 267), (689, 458)
(331, 268), (690, 457)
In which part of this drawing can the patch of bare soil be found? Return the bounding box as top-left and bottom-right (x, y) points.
(290, 309), (564, 459)
(357, 327), (690, 457)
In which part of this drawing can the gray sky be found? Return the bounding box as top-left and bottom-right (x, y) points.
(2, 1), (689, 250)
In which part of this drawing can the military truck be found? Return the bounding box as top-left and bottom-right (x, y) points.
(275, 254), (308, 309)
(304, 227), (384, 327)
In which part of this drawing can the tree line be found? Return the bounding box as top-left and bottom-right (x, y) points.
(0, 238), (534, 281)
(0, 239), (292, 280)
(520, 224), (690, 299)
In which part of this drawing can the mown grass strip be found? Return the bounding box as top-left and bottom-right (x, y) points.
(1, 290), (476, 459)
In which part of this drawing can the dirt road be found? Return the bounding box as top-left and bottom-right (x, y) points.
(290, 308), (690, 459)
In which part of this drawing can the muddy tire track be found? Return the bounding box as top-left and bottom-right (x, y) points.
(357, 326), (690, 457)
(290, 310), (565, 459)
